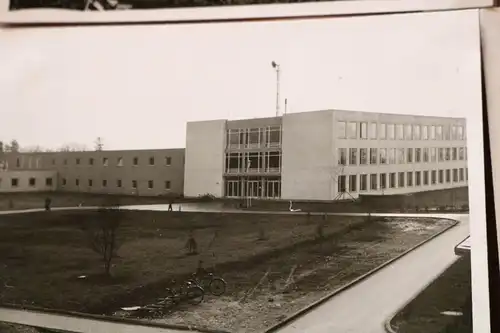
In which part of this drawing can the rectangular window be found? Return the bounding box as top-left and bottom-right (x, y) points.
(360, 122), (368, 139)
(165, 180), (171, 190)
(228, 129), (240, 148)
(430, 125), (436, 140)
(103, 157), (108, 166)
(133, 157), (139, 165)
(457, 126), (464, 140)
(29, 177), (36, 187)
(148, 180), (154, 189)
(407, 172), (413, 187)
(443, 125), (450, 140)
(63, 159), (67, 165)
(102, 179), (107, 187)
(380, 174), (387, 189)
(338, 175), (347, 192)
(360, 174), (368, 191)
(459, 168), (465, 181)
(413, 125), (421, 140)
(337, 121), (347, 139)
(349, 148), (358, 165)
(117, 179), (122, 188)
(423, 171), (429, 185)
(388, 148), (396, 164)
(431, 171), (437, 185)
(370, 174), (378, 190)
(438, 148), (444, 162)
(76, 158), (80, 165)
(117, 157), (124, 167)
(349, 175), (357, 192)
(436, 125), (443, 140)
(62, 178), (67, 186)
(45, 178), (53, 187)
(165, 156), (172, 166)
(132, 180), (137, 189)
(397, 148), (405, 164)
(380, 123), (387, 140)
(88, 179), (93, 187)
(379, 148), (387, 164)
(430, 148), (437, 162)
(423, 148), (429, 162)
(445, 148), (451, 161)
(347, 122), (357, 139)
(370, 148), (378, 164)
(415, 171), (421, 186)
(369, 123), (377, 139)
(89, 158), (94, 165)
(446, 169), (451, 183)
(458, 147), (465, 161)
(438, 170), (444, 184)
(396, 124), (404, 140)
(338, 148), (347, 165)
(407, 148), (413, 163)
(360, 148), (368, 165)
(415, 148), (422, 163)
(398, 172), (405, 188)
(451, 125), (457, 140)
(11, 178), (19, 187)
(452, 148), (458, 161)
(387, 124), (395, 140)
(389, 173), (396, 188)
(404, 124), (412, 140)
(466, 168), (468, 181)
(453, 168), (458, 182)
(422, 125), (428, 140)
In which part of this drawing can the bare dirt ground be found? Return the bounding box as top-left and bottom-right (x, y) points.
(128, 217), (456, 333)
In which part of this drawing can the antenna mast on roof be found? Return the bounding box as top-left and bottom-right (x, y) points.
(284, 99), (288, 115)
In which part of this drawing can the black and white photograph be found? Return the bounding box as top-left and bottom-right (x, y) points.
(0, 9), (489, 333)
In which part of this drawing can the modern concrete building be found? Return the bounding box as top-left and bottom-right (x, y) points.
(2, 149), (185, 196)
(184, 110), (469, 201)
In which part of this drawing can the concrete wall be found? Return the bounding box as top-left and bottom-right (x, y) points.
(332, 110), (468, 198)
(0, 170), (58, 193)
(281, 110), (335, 200)
(3, 149), (185, 196)
(184, 119), (226, 198)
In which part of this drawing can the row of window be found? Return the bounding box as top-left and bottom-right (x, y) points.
(0, 177), (54, 188)
(226, 126), (282, 149)
(338, 121), (466, 141)
(15, 155), (174, 168)
(61, 178), (172, 190)
(225, 151), (281, 173)
(337, 168), (468, 192)
(338, 147), (468, 166)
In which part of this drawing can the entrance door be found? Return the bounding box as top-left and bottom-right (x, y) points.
(248, 181), (260, 198)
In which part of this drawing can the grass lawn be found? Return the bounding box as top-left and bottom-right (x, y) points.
(389, 255), (472, 333)
(0, 209), (459, 332)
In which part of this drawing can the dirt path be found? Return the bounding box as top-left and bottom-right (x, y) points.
(132, 217), (455, 332)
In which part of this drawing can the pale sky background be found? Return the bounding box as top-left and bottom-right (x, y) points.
(0, 10), (481, 151)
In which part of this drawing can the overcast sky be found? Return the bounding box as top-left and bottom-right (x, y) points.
(0, 10), (481, 150)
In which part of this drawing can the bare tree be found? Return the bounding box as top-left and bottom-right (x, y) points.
(9, 140), (19, 152)
(80, 208), (123, 277)
(94, 137), (104, 151)
(58, 143), (88, 152)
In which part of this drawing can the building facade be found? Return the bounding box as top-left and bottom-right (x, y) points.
(0, 170), (58, 193)
(184, 110), (469, 201)
(3, 149), (185, 196)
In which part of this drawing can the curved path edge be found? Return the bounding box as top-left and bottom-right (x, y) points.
(264, 218), (460, 333)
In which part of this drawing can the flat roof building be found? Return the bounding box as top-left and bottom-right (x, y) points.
(2, 149), (185, 197)
(184, 110), (468, 201)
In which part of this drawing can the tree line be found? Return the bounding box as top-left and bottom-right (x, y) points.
(0, 137), (104, 153)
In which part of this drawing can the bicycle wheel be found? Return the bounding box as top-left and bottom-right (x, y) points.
(186, 285), (204, 305)
(160, 288), (178, 308)
(209, 277), (227, 296)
